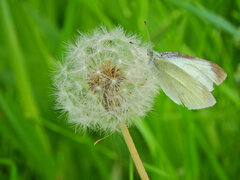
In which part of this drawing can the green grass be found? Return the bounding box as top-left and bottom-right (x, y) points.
(0, 0), (240, 179)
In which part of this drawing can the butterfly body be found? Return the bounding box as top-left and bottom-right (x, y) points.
(148, 50), (227, 110)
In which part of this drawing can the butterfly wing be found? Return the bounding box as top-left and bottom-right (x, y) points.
(157, 52), (227, 91)
(153, 52), (226, 109)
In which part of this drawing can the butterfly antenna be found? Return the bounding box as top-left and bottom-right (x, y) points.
(144, 20), (151, 43)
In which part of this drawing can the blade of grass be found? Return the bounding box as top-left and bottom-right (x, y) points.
(21, 2), (55, 67)
(44, 0), (56, 24)
(0, 91), (55, 180)
(118, 0), (132, 18)
(37, 117), (118, 160)
(0, 159), (18, 180)
(0, 0), (50, 151)
(57, 0), (78, 56)
(0, 0), (39, 119)
(220, 84), (240, 109)
(167, 0), (238, 36)
(80, 0), (113, 28)
(182, 112), (199, 180)
(193, 121), (229, 180)
(143, 162), (170, 179)
(136, 121), (177, 180)
(23, 2), (60, 51)
(129, 157), (134, 180)
(60, 0), (78, 42)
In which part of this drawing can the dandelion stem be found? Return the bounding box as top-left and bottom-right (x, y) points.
(120, 121), (149, 180)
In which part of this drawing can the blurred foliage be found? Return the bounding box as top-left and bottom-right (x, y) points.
(0, 0), (240, 179)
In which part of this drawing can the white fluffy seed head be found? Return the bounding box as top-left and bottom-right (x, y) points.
(53, 26), (159, 133)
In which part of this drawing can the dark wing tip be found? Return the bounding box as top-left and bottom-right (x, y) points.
(210, 62), (227, 85)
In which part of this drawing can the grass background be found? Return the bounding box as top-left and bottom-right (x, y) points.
(0, 0), (240, 179)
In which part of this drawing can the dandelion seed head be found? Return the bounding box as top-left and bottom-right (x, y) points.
(54, 26), (159, 133)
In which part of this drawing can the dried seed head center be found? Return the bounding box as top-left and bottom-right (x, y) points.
(88, 60), (125, 111)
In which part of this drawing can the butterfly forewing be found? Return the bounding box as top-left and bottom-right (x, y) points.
(157, 52), (227, 87)
(152, 51), (227, 110)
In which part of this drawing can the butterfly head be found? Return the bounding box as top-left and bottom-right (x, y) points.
(147, 49), (154, 63)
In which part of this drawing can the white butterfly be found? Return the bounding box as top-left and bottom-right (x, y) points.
(148, 50), (227, 110)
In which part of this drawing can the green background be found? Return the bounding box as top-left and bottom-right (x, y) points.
(0, 0), (240, 179)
